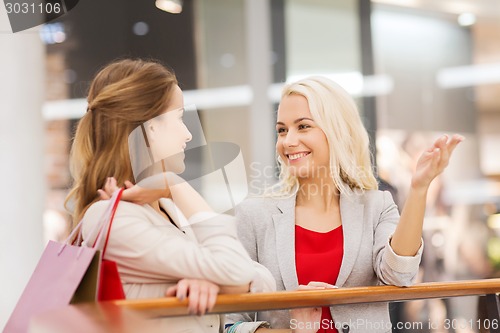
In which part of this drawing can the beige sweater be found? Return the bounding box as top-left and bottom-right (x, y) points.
(82, 198), (269, 333)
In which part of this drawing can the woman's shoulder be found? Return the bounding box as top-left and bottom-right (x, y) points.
(357, 189), (398, 214)
(85, 199), (144, 218)
(82, 200), (152, 241)
(83, 200), (109, 224)
(359, 190), (392, 201)
(83, 200), (151, 230)
(354, 188), (395, 207)
(361, 188), (387, 200)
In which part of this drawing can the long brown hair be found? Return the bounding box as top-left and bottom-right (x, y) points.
(65, 59), (178, 224)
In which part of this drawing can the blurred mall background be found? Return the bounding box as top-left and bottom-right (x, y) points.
(1, 0), (500, 331)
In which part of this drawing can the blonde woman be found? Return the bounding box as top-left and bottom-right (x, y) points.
(225, 76), (463, 333)
(66, 58), (274, 332)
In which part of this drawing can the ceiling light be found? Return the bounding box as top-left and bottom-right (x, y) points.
(437, 63), (500, 88)
(156, 0), (183, 14)
(133, 22), (149, 36)
(457, 13), (476, 27)
(370, 0), (420, 7)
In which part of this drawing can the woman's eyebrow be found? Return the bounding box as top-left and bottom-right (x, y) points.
(294, 117), (314, 123)
(276, 117), (314, 126)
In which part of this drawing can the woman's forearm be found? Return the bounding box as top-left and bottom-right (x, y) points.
(390, 184), (428, 256)
(219, 283), (250, 294)
(166, 173), (213, 218)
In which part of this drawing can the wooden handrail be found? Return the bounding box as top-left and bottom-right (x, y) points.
(30, 279), (500, 333)
(112, 278), (500, 318)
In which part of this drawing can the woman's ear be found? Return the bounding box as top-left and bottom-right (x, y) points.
(142, 121), (159, 161)
(145, 121), (156, 141)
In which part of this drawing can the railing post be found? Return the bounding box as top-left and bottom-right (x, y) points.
(486, 293), (500, 333)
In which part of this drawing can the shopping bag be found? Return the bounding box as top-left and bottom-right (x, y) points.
(4, 188), (124, 333)
(98, 259), (126, 301)
(3, 240), (100, 333)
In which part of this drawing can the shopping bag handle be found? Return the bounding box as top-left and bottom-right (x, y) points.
(94, 188), (124, 256)
(60, 188), (123, 256)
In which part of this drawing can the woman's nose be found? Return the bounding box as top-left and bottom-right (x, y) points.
(282, 130), (298, 147)
(185, 127), (193, 142)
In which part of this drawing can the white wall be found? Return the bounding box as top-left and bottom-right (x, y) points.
(0, 8), (45, 330)
(286, 0), (361, 76)
(372, 5), (476, 133)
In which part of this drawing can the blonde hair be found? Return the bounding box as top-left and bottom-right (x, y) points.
(266, 76), (378, 197)
(65, 58), (178, 223)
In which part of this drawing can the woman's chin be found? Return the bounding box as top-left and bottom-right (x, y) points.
(287, 165), (312, 179)
(176, 164), (186, 174)
(164, 157), (185, 174)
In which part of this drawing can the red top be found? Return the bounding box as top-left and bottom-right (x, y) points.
(295, 225), (344, 333)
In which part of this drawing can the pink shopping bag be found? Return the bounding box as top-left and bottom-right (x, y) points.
(4, 189), (124, 333)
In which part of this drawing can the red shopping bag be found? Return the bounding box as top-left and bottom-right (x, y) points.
(97, 187), (126, 301)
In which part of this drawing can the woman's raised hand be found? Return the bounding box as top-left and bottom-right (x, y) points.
(411, 134), (464, 190)
(97, 177), (167, 205)
(97, 177), (120, 199)
(97, 175), (213, 218)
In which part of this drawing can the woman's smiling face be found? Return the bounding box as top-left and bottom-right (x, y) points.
(276, 93), (330, 180)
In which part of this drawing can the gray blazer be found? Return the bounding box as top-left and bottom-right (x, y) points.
(227, 190), (423, 333)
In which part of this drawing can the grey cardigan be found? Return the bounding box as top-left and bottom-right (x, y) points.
(226, 190), (423, 333)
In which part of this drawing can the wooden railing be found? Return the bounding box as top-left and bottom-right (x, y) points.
(29, 278), (500, 333)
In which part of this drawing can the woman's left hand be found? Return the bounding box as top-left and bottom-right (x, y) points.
(288, 281), (337, 333)
(165, 278), (220, 316)
(289, 307), (321, 333)
(411, 134), (464, 190)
